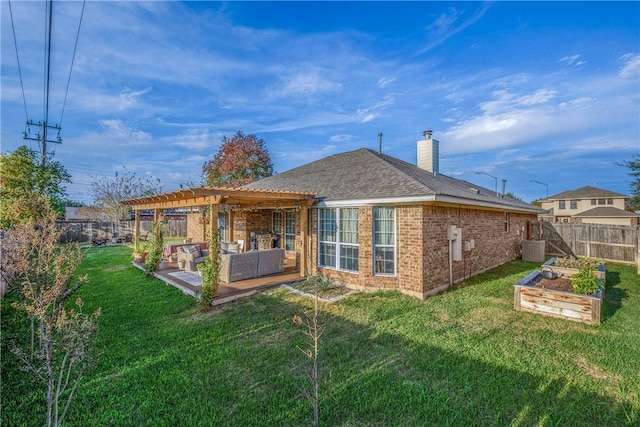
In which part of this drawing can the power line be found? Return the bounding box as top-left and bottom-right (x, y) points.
(8, 0), (29, 122)
(59, 0), (86, 127)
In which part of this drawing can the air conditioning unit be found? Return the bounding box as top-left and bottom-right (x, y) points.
(522, 240), (545, 262)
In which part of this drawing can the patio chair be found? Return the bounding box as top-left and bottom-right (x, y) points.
(176, 245), (210, 272)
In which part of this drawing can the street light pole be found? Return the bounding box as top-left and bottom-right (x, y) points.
(475, 171), (498, 196)
(530, 180), (549, 199)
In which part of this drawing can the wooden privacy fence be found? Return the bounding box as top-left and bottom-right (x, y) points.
(56, 219), (187, 243)
(542, 222), (638, 265)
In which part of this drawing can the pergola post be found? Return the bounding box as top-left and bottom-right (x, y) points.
(134, 209), (140, 250)
(208, 202), (219, 256)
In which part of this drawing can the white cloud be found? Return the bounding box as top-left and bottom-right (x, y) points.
(619, 53), (640, 79)
(98, 119), (151, 140)
(559, 54), (587, 68)
(416, 3), (492, 55)
(378, 77), (396, 88)
(361, 113), (379, 123)
(330, 134), (354, 143)
(268, 70), (342, 100)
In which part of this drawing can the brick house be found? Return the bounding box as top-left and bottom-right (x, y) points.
(243, 146), (544, 299)
(124, 137), (544, 300)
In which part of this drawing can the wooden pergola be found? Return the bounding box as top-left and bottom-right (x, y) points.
(121, 186), (317, 276)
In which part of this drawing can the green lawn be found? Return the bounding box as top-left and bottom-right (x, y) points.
(2, 245), (639, 426)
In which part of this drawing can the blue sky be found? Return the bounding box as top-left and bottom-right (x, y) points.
(2, 1), (639, 204)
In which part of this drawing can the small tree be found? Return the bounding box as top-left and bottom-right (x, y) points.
(143, 220), (164, 276)
(89, 167), (163, 224)
(293, 276), (326, 427)
(0, 145), (71, 227)
(3, 201), (101, 427)
(202, 131), (274, 187)
(619, 154), (640, 211)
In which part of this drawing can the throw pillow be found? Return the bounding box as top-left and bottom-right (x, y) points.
(187, 245), (201, 258)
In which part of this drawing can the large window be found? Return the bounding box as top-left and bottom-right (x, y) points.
(318, 208), (359, 272)
(570, 200), (577, 209)
(284, 210), (296, 251)
(558, 200), (566, 209)
(373, 207), (395, 275)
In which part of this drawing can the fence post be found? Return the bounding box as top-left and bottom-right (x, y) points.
(637, 230), (639, 275)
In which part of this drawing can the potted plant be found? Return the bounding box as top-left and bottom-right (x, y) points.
(133, 241), (150, 263)
(144, 221), (164, 276)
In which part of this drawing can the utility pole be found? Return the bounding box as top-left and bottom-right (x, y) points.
(23, 120), (62, 166)
(23, 0), (61, 166)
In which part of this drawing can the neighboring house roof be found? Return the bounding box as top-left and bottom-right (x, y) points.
(64, 206), (102, 220)
(244, 148), (543, 213)
(573, 207), (640, 218)
(547, 185), (627, 200)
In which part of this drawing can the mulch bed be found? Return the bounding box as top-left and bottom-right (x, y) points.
(534, 277), (573, 293)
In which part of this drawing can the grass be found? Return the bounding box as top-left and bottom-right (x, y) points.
(2, 245), (639, 426)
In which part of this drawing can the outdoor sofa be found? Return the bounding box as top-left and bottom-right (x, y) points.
(176, 244), (284, 283)
(219, 248), (284, 283)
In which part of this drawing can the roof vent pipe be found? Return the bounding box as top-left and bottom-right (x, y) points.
(502, 179), (507, 197)
(378, 132), (383, 154)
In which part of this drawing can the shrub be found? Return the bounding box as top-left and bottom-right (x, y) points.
(570, 267), (601, 294)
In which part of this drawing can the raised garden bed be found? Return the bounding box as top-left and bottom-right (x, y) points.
(542, 257), (606, 283)
(514, 270), (604, 325)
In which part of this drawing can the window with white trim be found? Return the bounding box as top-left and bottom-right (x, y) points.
(373, 207), (395, 275)
(318, 208), (359, 272)
(284, 210), (295, 251)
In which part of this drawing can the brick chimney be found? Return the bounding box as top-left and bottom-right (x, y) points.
(417, 130), (439, 174)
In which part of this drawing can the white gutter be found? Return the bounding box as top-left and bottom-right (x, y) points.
(317, 194), (542, 214)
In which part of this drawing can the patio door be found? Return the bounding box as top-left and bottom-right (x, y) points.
(218, 212), (228, 242)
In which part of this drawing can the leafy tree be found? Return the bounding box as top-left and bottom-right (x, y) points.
(3, 201), (101, 427)
(619, 154), (640, 211)
(0, 146), (71, 227)
(89, 167), (163, 224)
(504, 192), (523, 201)
(202, 131), (274, 187)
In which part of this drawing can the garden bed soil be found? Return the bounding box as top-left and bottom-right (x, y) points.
(534, 277), (573, 293)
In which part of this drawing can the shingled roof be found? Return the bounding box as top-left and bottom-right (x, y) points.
(573, 207), (639, 218)
(244, 148), (543, 213)
(547, 185), (627, 200)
